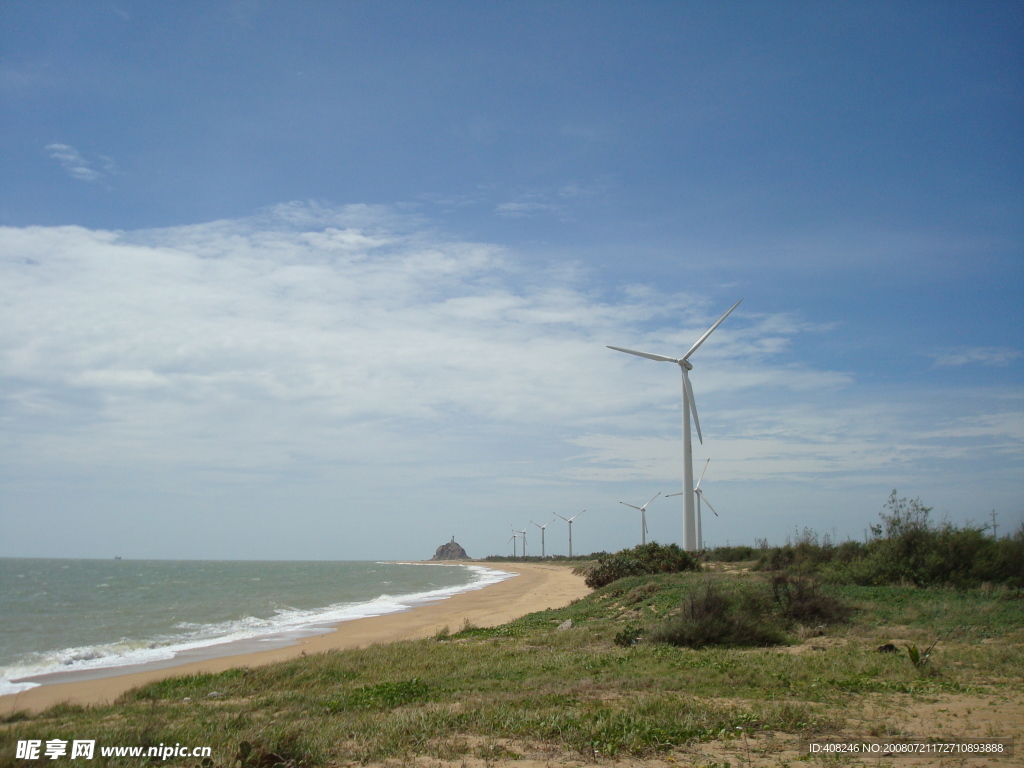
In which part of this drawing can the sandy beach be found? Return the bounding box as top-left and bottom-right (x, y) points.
(0, 562), (588, 716)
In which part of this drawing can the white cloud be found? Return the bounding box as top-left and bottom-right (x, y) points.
(494, 200), (561, 218)
(44, 143), (114, 183)
(930, 346), (1021, 368)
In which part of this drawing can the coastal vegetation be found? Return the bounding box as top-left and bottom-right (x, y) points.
(573, 541), (700, 589)
(2, 496), (1021, 767)
(710, 491), (1024, 589)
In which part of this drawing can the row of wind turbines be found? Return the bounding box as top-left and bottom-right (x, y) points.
(507, 456), (720, 557)
(508, 299), (742, 556)
(507, 509), (585, 558)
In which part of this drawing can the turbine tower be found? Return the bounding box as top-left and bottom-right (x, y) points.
(515, 527), (528, 557)
(506, 532), (519, 557)
(608, 299), (741, 551)
(667, 459), (719, 551)
(620, 492), (661, 546)
(531, 519), (556, 558)
(554, 509), (585, 557)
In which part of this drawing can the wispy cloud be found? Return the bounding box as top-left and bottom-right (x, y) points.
(494, 200), (561, 218)
(930, 346), (1021, 368)
(494, 179), (613, 218)
(45, 143), (115, 183)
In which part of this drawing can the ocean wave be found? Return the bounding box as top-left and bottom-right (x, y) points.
(0, 563), (513, 697)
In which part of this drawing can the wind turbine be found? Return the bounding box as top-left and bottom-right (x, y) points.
(667, 459), (718, 551)
(554, 509), (585, 557)
(531, 519), (556, 558)
(608, 299), (741, 551)
(515, 526), (528, 557)
(620, 492), (661, 546)
(506, 532), (519, 557)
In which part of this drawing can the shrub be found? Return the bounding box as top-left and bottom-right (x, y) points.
(769, 574), (852, 624)
(704, 544), (759, 562)
(613, 625), (645, 647)
(647, 582), (785, 648)
(751, 492), (1024, 588)
(838, 493), (1024, 588)
(578, 542), (701, 589)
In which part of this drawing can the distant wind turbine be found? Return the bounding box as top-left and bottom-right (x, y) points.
(667, 459), (718, 551)
(514, 527), (528, 557)
(531, 519), (556, 558)
(620, 492), (661, 546)
(506, 532), (519, 557)
(554, 509), (585, 557)
(608, 299), (741, 551)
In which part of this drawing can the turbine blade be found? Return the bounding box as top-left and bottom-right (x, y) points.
(607, 345), (679, 364)
(701, 493), (719, 517)
(644, 492), (661, 509)
(682, 299), (743, 361)
(665, 491), (683, 497)
(554, 512), (569, 522)
(683, 370), (702, 443)
(620, 502), (642, 510)
(570, 509), (586, 521)
(695, 458), (710, 490)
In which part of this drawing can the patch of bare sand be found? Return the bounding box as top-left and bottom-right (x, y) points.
(775, 633), (848, 655)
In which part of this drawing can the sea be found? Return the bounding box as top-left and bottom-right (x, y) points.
(0, 558), (513, 696)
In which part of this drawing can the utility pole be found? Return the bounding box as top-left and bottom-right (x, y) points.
(991, 510), (998, 540)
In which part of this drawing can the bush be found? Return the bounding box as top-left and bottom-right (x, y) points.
(647, 582), (785, 648)
(613, 625), (645, 647)
(577, 542), (701, 589)
(752, 492), (1024, 588)
(755, 529), (863, 573)
(837, 493), (1024, 588)
(770, 574), (852, 624)
(704, 545), (760, 562)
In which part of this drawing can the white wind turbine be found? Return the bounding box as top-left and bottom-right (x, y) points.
(531, 519), (556, 558)
(510, 526), (527, 557)
(506, 532), (520, 557)
(554, 509), (585, 557)
(667, 459), (718, 551)
(619, 492), (661, 546)
(608, 299), (741, 551)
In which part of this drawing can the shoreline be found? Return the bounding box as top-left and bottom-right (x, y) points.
(0, 562), (589, 715)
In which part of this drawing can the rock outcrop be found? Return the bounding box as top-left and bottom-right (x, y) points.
(432, 537), (470, 560)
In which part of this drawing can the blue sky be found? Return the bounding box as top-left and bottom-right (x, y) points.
(1, 1), (1021, 560)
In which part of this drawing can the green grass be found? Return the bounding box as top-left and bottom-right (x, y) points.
(2, 569), (1021, 767)
(836, 583), (1024, 639)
